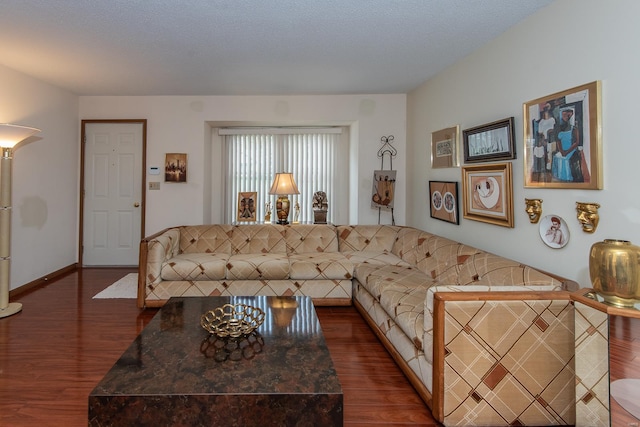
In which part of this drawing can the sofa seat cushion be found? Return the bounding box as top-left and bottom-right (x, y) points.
(161, 253), (229, 281)
(226, 253), (290, 280)
(342, 251), (410, 268)
(288, 253), (353, 280)
(378, 283), (429, 351)
(354, 263), (433, 302)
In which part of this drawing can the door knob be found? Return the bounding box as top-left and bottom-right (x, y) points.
(134, 202), (140, 208)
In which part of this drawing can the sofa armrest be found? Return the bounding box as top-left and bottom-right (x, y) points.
(137, 227), (180, 308)
(430, 290), (575, 426)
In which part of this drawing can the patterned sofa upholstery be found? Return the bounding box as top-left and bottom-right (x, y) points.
(138, 223), (579, 426)
(138, 224), (354, 308)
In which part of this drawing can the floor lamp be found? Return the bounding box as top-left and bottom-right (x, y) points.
(0, 124), (41, 319)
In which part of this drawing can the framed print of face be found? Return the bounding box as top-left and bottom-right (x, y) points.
(539, 214), (570, 249)
(461, 162), (514, 227)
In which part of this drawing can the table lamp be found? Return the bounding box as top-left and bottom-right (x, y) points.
(269, 172), (299, 225)
(0, 123), (41, 319)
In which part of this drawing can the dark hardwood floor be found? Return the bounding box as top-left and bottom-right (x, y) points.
(0, 268), (439, 426)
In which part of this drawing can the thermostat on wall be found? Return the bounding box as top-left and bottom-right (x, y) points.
(149, 166), (160, 175)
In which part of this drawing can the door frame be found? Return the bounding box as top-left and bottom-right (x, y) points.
(79, 119), (147, 267)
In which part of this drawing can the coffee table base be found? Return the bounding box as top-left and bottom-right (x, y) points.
(89, 393), (342, 426)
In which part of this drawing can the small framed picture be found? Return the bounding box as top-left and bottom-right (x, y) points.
(538, 214), (570, 249)
(463, 117), (516, 163)
(523, 81), (602, 189)
(429, 181), (459, 224)
(461, 162), (514, 228)
(237, 192), (257, 222)
(431, 126), (459, 168)
(165, 153), (187, 183)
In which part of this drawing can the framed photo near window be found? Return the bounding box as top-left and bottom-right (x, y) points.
(431, 126), (459, 168)
(429, 181), (459, 224)
(237, 192), (257, 222)
(165, 153), (187, 183)
(461, 162), (514, 228)
(523, 81), (602, 189)
(463, 117), (515, 163)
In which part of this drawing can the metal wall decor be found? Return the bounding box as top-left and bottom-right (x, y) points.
(374, 135), (397, 225)
(524, 198), (543, 224)
(576, 202), (600, 233)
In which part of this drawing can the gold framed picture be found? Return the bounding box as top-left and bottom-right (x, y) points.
(431, 126), (459, 168)
(461, 162), (514, 228)
(237, 192), (257, 222)
(523, 81), (602, 189)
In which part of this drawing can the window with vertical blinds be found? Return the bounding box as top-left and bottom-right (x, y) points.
(221, 128), (343, 224)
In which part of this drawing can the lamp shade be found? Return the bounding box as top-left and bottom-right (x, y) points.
(269, 172), (300, 195)
(0, 124), (41, 148)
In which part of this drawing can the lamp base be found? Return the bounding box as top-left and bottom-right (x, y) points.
(275, 196), (291, 225)
(0, 302), (22, 319)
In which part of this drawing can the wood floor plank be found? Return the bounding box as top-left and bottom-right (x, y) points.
(0, 268), (440, 426)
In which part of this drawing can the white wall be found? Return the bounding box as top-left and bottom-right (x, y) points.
(407, 0), (640, 287)
(79, 95), (407, 234)
(0, 64), (79, 291)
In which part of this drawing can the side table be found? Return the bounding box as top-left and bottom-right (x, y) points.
(572, 288), (640, 427)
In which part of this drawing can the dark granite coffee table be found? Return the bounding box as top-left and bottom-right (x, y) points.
(89, 296), (343, 426)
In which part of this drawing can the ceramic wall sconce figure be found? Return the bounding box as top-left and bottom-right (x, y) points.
(525, 198), (543, 224)
(576, 202), (600, 233)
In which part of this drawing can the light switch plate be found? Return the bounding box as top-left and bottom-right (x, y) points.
(149, 182), (160, 190)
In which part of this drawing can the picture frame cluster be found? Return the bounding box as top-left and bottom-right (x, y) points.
(429, 80), (603, 233)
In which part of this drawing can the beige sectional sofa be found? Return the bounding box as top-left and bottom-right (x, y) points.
(138, 223), (578, 426)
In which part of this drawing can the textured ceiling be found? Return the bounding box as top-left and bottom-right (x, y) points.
(0, 0), (554, 96)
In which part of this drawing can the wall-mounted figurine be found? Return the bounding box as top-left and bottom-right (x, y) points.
(576, 202), (600, 233)
(525, 198), (543, 224)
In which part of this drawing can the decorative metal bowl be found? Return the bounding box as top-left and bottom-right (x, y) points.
(200, 303), (265, 338)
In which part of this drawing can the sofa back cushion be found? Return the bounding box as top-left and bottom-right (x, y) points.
(434, 251), (564, 288)
(391, 227), (433, 265)
(337, 225), (400, 253)
(414, 234), (483, 279)
(229, 224), (287, 254)
(179, 225), (233, 254)
(285, 224), (339, 254)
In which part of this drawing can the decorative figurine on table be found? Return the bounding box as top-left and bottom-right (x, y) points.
(293, 202), (300, 224)
(312, 191), (328, 224)
(525, 198), (543, 224)
(576, 202), (600, 233)
(264, 201), (272, 223)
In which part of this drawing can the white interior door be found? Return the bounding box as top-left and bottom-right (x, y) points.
(83, 122), (143, 266)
